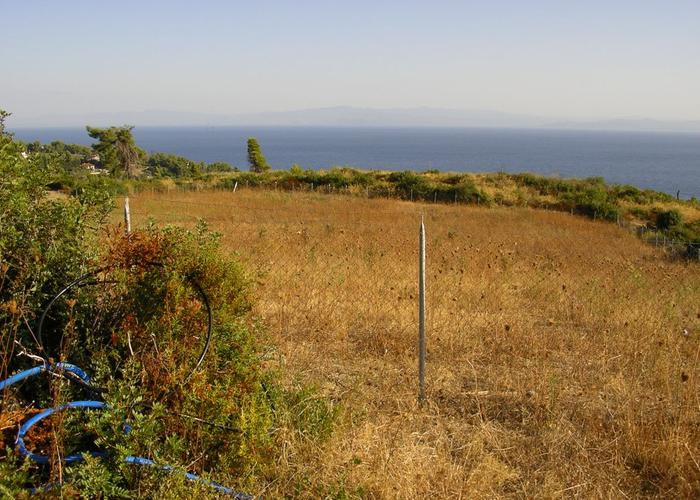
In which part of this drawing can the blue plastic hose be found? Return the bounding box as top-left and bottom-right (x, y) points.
(16, 400), (108, 464)
(1, 365), (253, 499)
(124, 456), (252, 499)
(0, 362), (90, 391)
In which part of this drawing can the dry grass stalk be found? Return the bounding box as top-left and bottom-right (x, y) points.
(119, 189), (699, 498)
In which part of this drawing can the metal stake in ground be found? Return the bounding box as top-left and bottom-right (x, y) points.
(418, 215), (426, 403)
(124, 196), (131, 234)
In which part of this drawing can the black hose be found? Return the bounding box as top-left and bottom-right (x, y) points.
(35, 263), (213, 390)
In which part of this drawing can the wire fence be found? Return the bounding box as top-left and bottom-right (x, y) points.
(123, 185), (700, 380)
(615, 217), (700, 261)
(131, 182), (700, 263)
(120, 185), (699, 498)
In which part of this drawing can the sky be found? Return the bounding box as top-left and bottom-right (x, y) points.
(2, 0), (699, 125)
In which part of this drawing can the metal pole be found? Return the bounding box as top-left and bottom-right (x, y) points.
(418, 216), (426, 404)
(124, 196), (131, 234)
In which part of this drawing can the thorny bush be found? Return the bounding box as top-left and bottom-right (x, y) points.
(0, 121), (337, 497)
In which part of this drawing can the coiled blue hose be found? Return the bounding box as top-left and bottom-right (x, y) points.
(1, 364), (253, 499)
(16, 400), (108, 464)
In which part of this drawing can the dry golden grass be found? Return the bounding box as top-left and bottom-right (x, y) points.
(119, 189), (699, 498)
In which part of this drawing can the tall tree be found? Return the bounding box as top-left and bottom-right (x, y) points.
(247, 137), (270, 173)
(86, 126), (145, 178)
(0, 109), (11, 140)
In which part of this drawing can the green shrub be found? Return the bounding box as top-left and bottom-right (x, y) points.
(0, 124), (336, 496)
(388, 171), (429, 198)
(147, 152), (204, 177)
(207, 161), (237, 173)
(0, 134), (112, 359)
(656, 209), (682, 230)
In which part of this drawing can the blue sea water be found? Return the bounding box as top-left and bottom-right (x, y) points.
(11, 126), (700, 198)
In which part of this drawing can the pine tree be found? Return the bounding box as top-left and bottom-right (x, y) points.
(86, 126), (145, 178)
(247, 137), (270, 173)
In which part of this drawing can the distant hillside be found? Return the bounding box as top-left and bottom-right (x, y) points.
(231, 107), (547, 128)
(10, 106), (700, 133)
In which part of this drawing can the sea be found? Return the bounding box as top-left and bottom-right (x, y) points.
(11, 126), (700, 199)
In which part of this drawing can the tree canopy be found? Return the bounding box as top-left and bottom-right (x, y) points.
(86, 126), (145, 178)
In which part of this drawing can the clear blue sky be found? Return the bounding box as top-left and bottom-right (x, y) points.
(2, 0), (699, 124)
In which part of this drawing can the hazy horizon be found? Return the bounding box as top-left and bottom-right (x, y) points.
(2, 1), (699, 127)
(7, 106), (700, 134)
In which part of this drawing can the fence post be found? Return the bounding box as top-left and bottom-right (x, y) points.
(233, 181), (238, 193)
(418, 215), (426, 404)
(124, 196), (131, 234)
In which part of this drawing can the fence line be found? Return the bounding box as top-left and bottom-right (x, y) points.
(118, 190), (699, 409)
(614, 217), (699, 261)
(125, 183), (700, 262)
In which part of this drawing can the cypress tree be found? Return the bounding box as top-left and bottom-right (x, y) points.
(247, 137), (270, 173)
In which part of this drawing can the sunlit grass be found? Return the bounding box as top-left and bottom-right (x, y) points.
(119, 188), (699, 498)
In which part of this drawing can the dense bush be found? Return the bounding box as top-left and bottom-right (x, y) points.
(388, 170), (429, 197)
(0, 130), (112, 366)
(386, 171), (490, 203)
(563, 187), (620, 221)
(0, 124), (337, 497)
(656, 209), (682, 230)
(147, 152), (204, 177)
(206, 161), (237, 173)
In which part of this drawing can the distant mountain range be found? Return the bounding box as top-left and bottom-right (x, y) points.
(10, 106), (700, 133)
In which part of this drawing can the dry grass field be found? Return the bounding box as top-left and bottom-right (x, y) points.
(119, 189), (699, 498)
